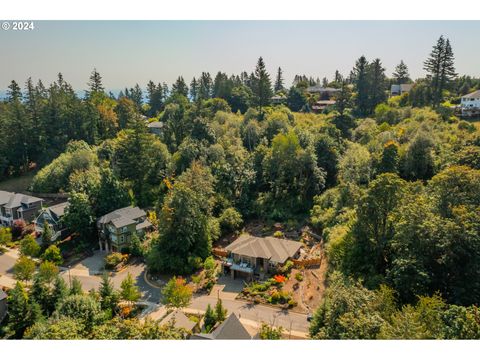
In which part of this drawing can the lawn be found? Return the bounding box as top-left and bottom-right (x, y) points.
(0, 173), (35, 192)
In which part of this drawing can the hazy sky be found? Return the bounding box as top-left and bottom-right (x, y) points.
(1, 21), (479, 92)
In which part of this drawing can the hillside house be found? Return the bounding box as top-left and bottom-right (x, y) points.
(34, 202), (69, 242)
(147, 121), (164, 136)
(390, 83), (413, 96)
(0, 191), (43, 227)
(222, 234), (302, 280)
(460, 90), (480, 117)
(97, 206), (152, 252)
(305, 86), (340, 100)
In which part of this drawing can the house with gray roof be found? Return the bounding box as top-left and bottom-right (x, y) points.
(97, 206), (152, 252)
(147, 121), (164, 136)
(34, 202), (69, 242)
(192, 313), (253, 340)
(390, 83), (413, 96)
(223, 234), (302, 280)
(160, 310), (199, 336)
(0, 190), (43, 227)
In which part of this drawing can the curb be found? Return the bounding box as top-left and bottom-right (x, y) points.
(143, 269), (163, 289)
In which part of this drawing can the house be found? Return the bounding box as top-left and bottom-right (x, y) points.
(312, 99), (336, 113)
(34, 202), (69, 242)
(271, 95), (287, 105)
(390, 84), (413, 97)
(0, 289), (7, 323)
(0, 191), (43, 227)
(192, 313), (254, 340)
(147, 121), (164, 136)
(222, 234), (302, 280)
(160, 310), (199, 336)
(305, 86), (340, 99)
(460, 90), (480, 117)
(97, 206), (152, 252)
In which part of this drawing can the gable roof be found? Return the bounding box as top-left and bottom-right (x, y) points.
(209, 313), (252, 339)
(0, 191), (43, 208)
(225, 234), (302, 264)
(148, 121), (164, 129)
(97, 206), (146, 228)
(49, 202), (69, 219)
(463, 90), (480, 99)
(0, 289), (7, 301)
(160, 310), (196, 332)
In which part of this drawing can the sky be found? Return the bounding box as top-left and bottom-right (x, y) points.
(1, 21), (479, 93)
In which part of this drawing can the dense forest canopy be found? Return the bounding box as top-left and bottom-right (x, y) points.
(1, 36), (480, 339)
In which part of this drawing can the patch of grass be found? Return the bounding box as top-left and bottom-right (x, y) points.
(0, 173), (35, 192)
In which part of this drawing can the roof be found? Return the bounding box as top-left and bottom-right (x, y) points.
(463, 90), (480, 99)
(49, 202), (69, 218)
(97, 206), (146, 228)
(208, 313), (252, 340)
(306, 85), (340, 93)
(225, 234), (302, 264)
(147, 121), (164, 129)
(136, 219), (153, 231)
(160, 310), (197, 332)
(0, 289), (7, 301)
(0, 191), (43, 208)
(391, 84), (413, 93)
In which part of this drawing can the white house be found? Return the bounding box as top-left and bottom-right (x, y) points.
(460, 90), (480, 117)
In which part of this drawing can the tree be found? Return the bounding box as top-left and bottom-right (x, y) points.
(403, 132), (435, 181)
(352, 56), (370, 116)
(0, 227), (12, 247)
(171, 76), (189, 97)
(99, 272), (119, 314)
(274, 67), (285, 93)
(95, 167), (131, 216)
(203, 303), (216, 332)
(368, 58), (387, 114)
(423, 36), (457, 106)
(38, 261), (59, 283)
(120, 273), (141, 306)
(214, 298), (227, 322)
(334, 81), (352, 116)
(7, 282), (42, 338)
(51, 275), (69, 310)
(63, 191), (95, 242)
(19, 234), (40, 258)
(148, 163), (216, 274)
(41, 221), (53, 247)
(11, 219), (26, 239)
(56, 294), (101, 330)
(161, 276), (192, 309)
(393, 60), (410, 84)
(41, 245), (63, 265)
(378, 140), (399, 174)
(252, 57), (273, 117)
(13, 256), (36, 283)
(259, 323), (283, 339)
(286, 86), (307, 112)
(70, 277), (84, 295)
(87, 68), (104, 96)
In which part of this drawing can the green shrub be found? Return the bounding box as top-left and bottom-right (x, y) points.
(218, 207), (243, 234)
(273, 230), (284, 238)
(105, 252), (127, 269)
(295, 273), (304, 282)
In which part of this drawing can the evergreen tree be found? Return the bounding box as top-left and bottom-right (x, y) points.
(334, 81), (352, 116)
(146, 81), (164, 116)
(198, 72), (213, 100)
(99, 272), (119, 314)
(7, 282), (42, 338)
(190, 77), (198, 101)
(352, 56), (370, 116)
(393, 60), (410, 84)
(95, 167), (131, 217)
(368, 58), (387, 114)
(334, 70), (343, 84)
(171, 76), (189, 98)
(70, 277), (84, 295)
(214, 298), (227, 322)
(274, 67), (285, 93)
(51, 276), (69, 310)
(120, 273), (141, 306)
(423, 36), (457, 106)
(204, 304), (216, 332)
(378, 141), (399, 174)
(87, 68), (104, 95)
(252, 57), (273, 117)
(41, 221), (53, 248)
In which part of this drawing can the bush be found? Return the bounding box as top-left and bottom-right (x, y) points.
(218, 207), (243, 235)
(105, 252), (128, 270)
(273, 230), (284, 238)
(11, 220), (26, 239)
(278, 260), (294, 275)
(42, 245), (63, 265)
(295, 273), (304, 282)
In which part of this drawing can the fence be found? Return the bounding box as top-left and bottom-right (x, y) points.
(212, 248), (228, 258)
(292, 257), (322, 268)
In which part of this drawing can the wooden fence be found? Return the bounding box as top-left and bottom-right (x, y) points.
(292, 257), (322, 268)
(212, 248), (228, 258)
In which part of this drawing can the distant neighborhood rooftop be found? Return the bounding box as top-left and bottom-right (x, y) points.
(306, 85), (340, 93)
(0, 289), (6, 301)
(147, 121), (164, 129)
(48, 202), (69, 218)
(225, 234), (302, 264)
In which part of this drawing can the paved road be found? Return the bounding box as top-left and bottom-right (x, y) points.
(189, 295), (310, 334)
